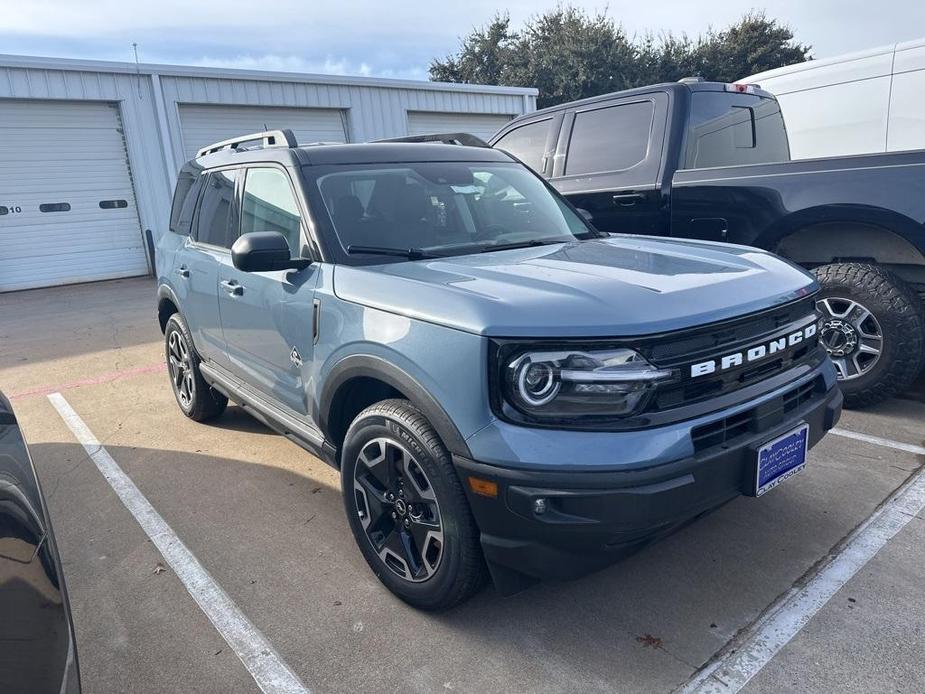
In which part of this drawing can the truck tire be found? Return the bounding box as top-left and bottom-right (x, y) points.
(813, 263), (925, 408)
(341, 399), (487, 610)
(164, 313), (228, 421)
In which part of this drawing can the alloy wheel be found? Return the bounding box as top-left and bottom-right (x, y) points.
(167, 330), (196, 408)
(816, 296), (883, 381)
(352, 437), (444, 582)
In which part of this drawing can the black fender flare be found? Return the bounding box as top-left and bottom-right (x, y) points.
(319, 354), (472, 459)
(156, 284), (182, 332)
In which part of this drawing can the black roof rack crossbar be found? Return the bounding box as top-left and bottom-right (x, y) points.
(197, 128), (299, 158)
(374, 132), (490, 148)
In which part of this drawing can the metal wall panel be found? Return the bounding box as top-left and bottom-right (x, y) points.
(178, 103), (348, 159)
(0, 100), (147, 291)
(0, 55), (537, 290)
(407, 111), (513, 141)
(158, 74), (532, 171)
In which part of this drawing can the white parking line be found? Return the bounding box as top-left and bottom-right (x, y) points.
(831, 427), (925, 456)
(48, 392), (311, 694)
(681, 430), (925, 694)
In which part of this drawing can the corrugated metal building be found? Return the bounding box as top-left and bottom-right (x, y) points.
(0, 54), (537, 291)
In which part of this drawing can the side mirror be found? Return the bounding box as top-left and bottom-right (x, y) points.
(231, 232), (310, 272)
(576, 208), (594, 223)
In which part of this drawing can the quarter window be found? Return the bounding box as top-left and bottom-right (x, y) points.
(170, 168), (204, 236)
(493, 119), (551, 173)
(194, 170), (236, 248)
(565, 101), (654, 175)
(683, 93), (790, 169)
(241, 168), (303, 257)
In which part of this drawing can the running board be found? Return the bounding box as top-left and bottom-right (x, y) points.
(199, 361), (332, 464)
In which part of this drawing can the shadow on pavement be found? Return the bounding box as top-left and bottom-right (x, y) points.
(29, 424), (916, 694)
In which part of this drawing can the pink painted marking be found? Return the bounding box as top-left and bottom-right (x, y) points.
(10, 362), (166, 400)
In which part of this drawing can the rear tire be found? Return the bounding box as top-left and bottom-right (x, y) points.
(341, 399), (486, 610)
(164, 313), (228, 421)
(814, 263), (925, 408)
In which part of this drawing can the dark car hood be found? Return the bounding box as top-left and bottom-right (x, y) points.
(332, 236), (817, 337)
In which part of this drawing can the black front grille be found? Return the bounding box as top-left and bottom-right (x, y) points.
(647, 297), (816, 363)
(691, 377), (821, 452)
(638, 296), (820, 412)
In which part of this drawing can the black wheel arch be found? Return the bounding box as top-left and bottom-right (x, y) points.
(319, 355), (473, 465)
(157, 284), (181, 333)
(755, 206), (925, 265)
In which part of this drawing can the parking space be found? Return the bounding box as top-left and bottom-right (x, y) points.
(3, 277), (924, 694)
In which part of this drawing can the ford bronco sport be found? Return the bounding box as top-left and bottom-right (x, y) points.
(156, 129), (842, 609)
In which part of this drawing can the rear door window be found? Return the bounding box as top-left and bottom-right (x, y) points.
(493, 119), (552, 173)
(683, 93), (790, 169)
(194, 170), (237, 248)
(564, 101), (654, 175)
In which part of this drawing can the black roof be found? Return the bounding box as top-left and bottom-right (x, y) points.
(497, 80), (775, 128)
(294, 142), (511, 166)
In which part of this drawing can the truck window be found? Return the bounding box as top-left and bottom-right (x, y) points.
(493, 119), (551, 173)
(565, 101), (654, 175)
(683, 92), (790, 169)
(193, 170), (237, 248)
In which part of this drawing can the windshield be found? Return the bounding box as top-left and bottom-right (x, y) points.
(312, 162), (597, 259)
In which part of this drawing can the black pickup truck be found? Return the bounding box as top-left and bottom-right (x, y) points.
(489, 79), (925, 407)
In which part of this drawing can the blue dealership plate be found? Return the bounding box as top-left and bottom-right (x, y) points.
(755, 423), (809, 497)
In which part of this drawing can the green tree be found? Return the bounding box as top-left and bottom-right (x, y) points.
(505, 7), (639, 107)
(429, 8), (811, 108)
(693, 12), (812, 83)
(428, 14), (517, 85)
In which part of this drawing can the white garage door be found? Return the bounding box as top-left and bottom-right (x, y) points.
(0, 100), (146, 293)
(179, 104), (348, 160)
(407, 111), (514, 142)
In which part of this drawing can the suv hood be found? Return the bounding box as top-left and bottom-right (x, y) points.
(332, 236), (817, 337)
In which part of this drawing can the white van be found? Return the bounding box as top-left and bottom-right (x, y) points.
(742, 37), (925, 159)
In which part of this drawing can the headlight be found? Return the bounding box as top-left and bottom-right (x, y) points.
(501, 347), (674, 421)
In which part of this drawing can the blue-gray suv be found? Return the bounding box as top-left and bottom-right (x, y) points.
(156, 129), (842, 609)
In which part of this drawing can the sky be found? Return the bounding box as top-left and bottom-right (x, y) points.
(0, 0), (921, 81)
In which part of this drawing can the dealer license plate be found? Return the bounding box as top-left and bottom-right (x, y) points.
(755, 423), (809, 497)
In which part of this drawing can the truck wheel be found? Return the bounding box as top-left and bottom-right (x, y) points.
(341, 399), (486, 610)
(814, 263), (925, 408)
(164, 313), (228, 421)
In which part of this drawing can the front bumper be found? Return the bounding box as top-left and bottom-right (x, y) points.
(454, 371), (842, 594)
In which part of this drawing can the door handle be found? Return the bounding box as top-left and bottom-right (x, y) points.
(220, 279), (243, 296)
(612, 193), (645, 206)
(176, 266), (190, 278)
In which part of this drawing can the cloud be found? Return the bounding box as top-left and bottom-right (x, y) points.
(187, 54), (427, 80)
(1, 0), (922, 75)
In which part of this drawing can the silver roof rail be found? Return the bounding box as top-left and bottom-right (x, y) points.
(374, 132), (490, 148)
(196, 128), (298, 158)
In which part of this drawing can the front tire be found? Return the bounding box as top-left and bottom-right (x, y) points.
(341, 399), (486, 610)
(814, 263), (925, 408)
(164, 313), (228, 421)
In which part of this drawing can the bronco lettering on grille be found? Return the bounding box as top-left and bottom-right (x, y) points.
(690, 322), (817, 378)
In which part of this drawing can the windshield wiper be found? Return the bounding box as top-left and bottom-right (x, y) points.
(479, 239), (564, 253)
(346, 244), (434, 260)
